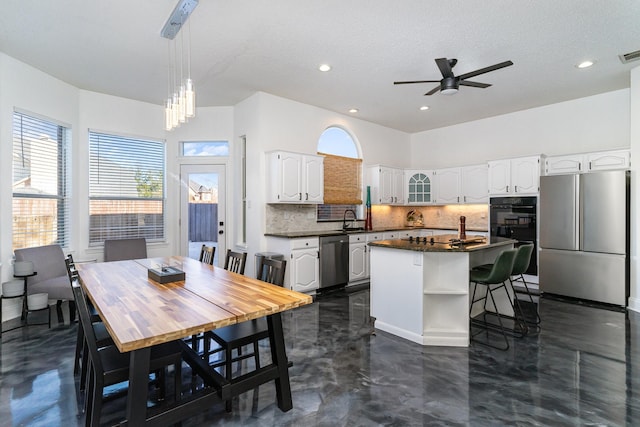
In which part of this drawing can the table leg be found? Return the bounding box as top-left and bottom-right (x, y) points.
(267, 312), (292, 412)
(126, 347), (151, 426)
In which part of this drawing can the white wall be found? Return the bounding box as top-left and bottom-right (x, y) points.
(235, 92), (411, 277)
(410, 90), (630, 168)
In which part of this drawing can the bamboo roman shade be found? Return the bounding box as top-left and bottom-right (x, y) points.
(319, 152), (362, 205)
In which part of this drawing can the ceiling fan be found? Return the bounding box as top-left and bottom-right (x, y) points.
(394, 58), (514, 96)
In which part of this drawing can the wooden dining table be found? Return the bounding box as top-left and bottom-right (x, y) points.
(77, 255), (312, 426)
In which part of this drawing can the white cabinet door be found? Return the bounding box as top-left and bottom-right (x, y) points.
(545, 154), (584, 175)
(349, 242), (367, 282)
(277, 152), (303, 202)
(435, 167), (461, 204)
(586, 149), (630, 172)
(392, 169), (405, 205)
(511, 156), (540, 194)
(267, 151), (324, 204)
(461, 164), (488, 203)
(488, 156), (541, 195)
(405, 170), (435, 204)
(487, 159), (511, 195)
(291, 248), (319, 293)
(303, 155), (324, 202)
(368, 166), (404, 204)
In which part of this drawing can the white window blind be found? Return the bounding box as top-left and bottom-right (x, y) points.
(89, 131), (165, 244)
(12, 111), (71, 250)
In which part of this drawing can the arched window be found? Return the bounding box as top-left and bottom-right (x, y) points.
(317, 127), (362, 221)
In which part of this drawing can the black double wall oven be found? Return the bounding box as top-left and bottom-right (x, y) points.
(489, 196), (538, 276)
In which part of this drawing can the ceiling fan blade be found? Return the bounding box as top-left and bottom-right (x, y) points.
(424, 86), (441, 96)
(459, 80), (491, 88)
(457, 60), (514, 80)
(394, 80), (441, 85)
(435, 58), (455, 78)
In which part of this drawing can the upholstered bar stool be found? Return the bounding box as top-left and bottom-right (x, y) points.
(469, 249), (522, 350)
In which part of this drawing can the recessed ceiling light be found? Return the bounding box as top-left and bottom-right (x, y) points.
(576, 60), (595, 69)
(318, 64), (331, 72)
(419, 106), (430, 111)
(348, 108), (359, 114)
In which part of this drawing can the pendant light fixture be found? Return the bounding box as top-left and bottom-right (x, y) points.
(161, 0), (198, 131)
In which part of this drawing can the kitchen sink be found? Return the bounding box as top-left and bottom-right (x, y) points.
(343, 227), (366, 233)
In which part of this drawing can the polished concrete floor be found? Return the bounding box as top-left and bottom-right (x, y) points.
(1, 287), (639, 426)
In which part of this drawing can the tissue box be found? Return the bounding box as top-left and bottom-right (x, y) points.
(148, 267), (185, 284)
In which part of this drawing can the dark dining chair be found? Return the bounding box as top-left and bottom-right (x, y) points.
(206, 257), (286, 411)
(104, 238), (147, 262)
(223, 249), (247, 274)
(72, 283), (182, 426)
(199, 244), (216, 265)
(469, 249), (521, 350)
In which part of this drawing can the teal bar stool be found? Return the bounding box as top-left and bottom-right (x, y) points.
(469, 249), (522, 350)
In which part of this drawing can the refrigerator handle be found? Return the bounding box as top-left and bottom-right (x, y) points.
(577, 174), (583, 250)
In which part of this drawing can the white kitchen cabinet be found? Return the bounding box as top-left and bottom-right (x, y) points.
(432, 165), (487, 204)
(544, 154), (584, 175)
(265, 237), (320, 293)
(266, 151), (324, 204)
(585, 149), (630, 172)
(348, 234), (368, 283)
(488, 156), (542, 195)
(545, 149), (630, 175)
(367, 166), (404, 205)
(405, 170), (435, 205)
(434, 168), (461, 204)
(460, 164), (489, 203)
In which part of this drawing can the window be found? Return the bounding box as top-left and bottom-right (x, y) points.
(89, 131), (165, 244)
(316, 127), (362, 221)
(12, 111), (71, 250)
(181, 141), (229, 156)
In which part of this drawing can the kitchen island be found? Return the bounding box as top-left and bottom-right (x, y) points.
(369, 234), (515, 347)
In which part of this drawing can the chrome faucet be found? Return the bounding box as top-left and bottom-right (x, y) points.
(343, 209), (357, 229)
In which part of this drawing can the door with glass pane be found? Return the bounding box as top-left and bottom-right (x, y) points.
(180, 165), (226, 266)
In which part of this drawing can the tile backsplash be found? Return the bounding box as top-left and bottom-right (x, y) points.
(265, 204), (489, 233)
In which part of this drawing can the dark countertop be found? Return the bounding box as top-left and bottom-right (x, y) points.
(264, 226), (488, 239)
(368, 234), (516, 253)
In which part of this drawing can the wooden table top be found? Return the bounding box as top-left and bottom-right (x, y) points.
(77, 256), (312, 353)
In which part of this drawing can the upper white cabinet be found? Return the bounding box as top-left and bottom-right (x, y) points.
(545, 149), (630, 175)
(461, 164), (489, 203)
(586, 149), (630, 171)
(367, 166), (404, 205)
(405, 170), (435, 205)
(266, 151), (324, 204)
(434, 168), (461, 204)
(488, 155), (542, 195)
(433, 165), (488, 204)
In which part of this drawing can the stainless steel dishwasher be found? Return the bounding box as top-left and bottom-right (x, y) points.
(319, 234), (349, 290)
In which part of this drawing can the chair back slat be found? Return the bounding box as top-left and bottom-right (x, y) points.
(256, 258), (286, 286)
(224, 250), (247, 274)
(199, 245), (216, 265)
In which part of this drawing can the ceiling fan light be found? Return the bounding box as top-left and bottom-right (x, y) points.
(441, 88), (458, 95)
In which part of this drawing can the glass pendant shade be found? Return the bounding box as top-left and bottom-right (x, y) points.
(165, 98), (173, 131)
(179, 85), (187, 123)
(172, 93), (180, 128)
(186, 79), (195, 117)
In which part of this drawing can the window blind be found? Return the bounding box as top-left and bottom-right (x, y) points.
(12, 111), (70, 250)
(89, 131), (165, 244)
(319, 153), (363, 205)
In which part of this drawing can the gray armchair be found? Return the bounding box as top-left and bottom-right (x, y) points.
(14, 244), (74, 323)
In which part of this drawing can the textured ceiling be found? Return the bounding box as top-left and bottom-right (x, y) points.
(1, 0), (639, 133)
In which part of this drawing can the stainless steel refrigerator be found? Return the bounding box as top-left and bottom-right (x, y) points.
(539, 170), (630, 306)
